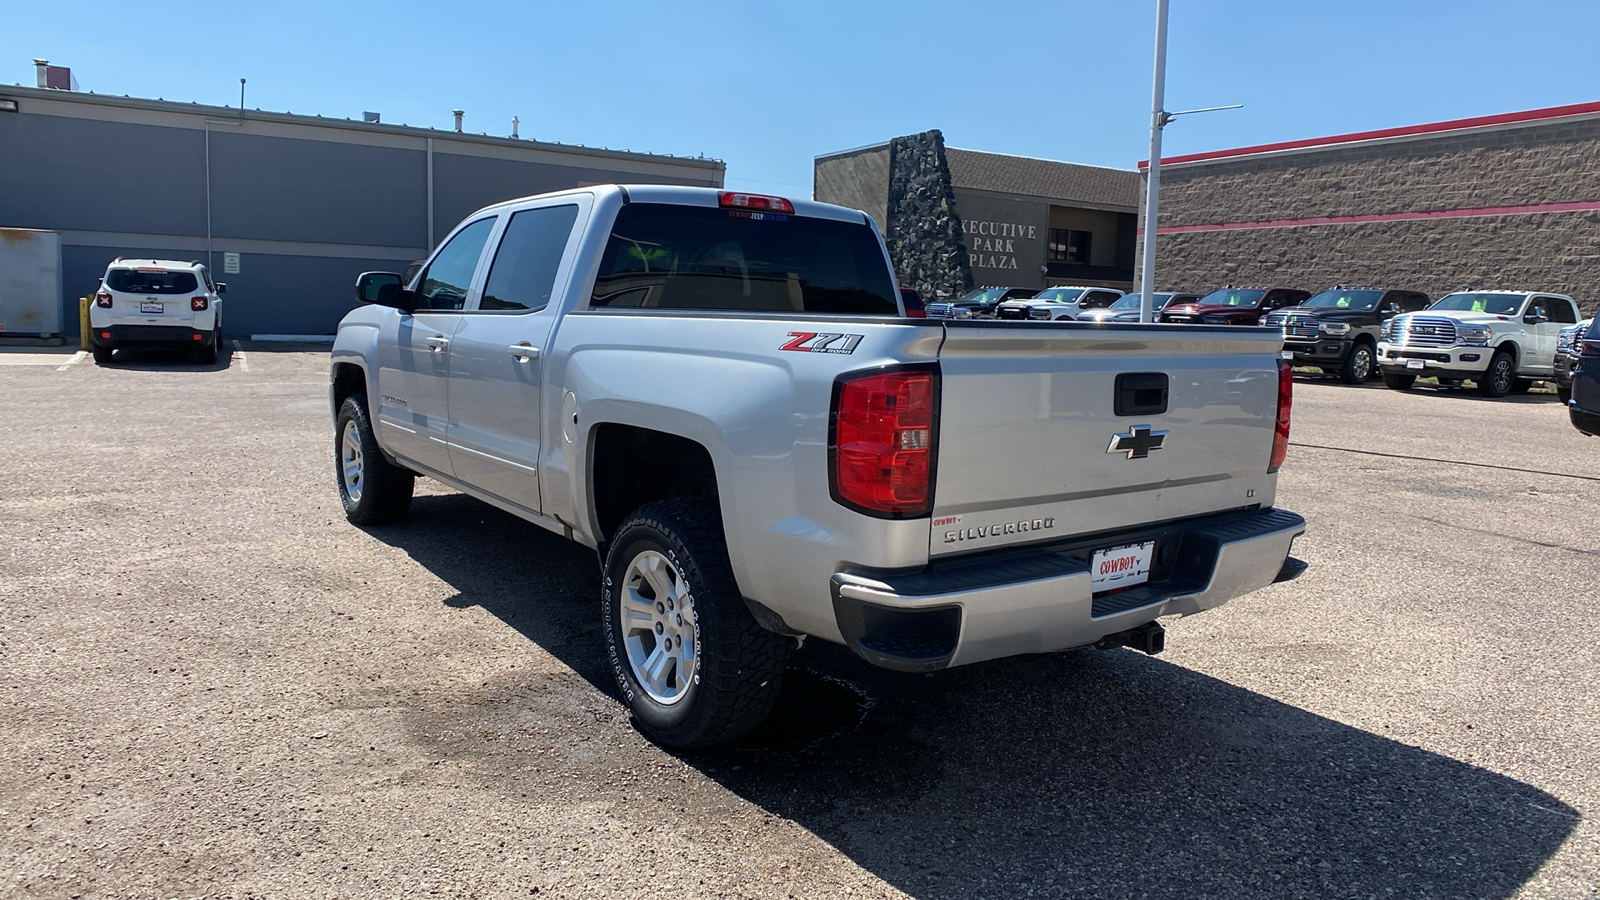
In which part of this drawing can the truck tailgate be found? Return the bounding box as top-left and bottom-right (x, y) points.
(931, 323), (1283, 556)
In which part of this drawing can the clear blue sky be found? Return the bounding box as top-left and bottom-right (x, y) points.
(7, 0), (1600, 195)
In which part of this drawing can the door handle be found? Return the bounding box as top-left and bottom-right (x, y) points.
(425, 336), (451, 353)
(508, 343), (541, 362)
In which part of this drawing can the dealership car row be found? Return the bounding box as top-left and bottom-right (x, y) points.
(920, 282), (1600, 434)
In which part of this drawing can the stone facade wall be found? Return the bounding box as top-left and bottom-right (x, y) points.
(1158, 117), (1600, 227)
(886, 131), (974, 301)
(1154, 213), (1600, 316)
(1148, 114), (1600, 316)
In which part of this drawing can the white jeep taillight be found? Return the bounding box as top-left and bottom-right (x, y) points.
(95, 291), (113, 308)
(830, 367), (938, 517)
(1269, 359), (1292, 473)
(191, 296), (209, 311)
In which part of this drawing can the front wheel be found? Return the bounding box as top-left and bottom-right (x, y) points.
(1382, 372), (1416, 391)
(1478, 350), (1516, 397)
(1340, 344), (1375, 384)
(335, 395), (414, 524)
(603, 498), (790, 749)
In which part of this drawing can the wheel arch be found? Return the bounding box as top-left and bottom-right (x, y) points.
(330, 360), (369, 418)
(588, 422), (721, 557)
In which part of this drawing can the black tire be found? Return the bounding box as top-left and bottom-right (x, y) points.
(1558, 386), (1573, 404)
(1340, 343), (1375, 384)
(1382, 372), (1416, 391)
(197, 334), (219, 365)
(92, 346), (113, 365)
(1478, 350), (1516, 397)
(1510, 377), (1533, 395)
(603, 498), (790, 749)
(335, 395), (414, 525)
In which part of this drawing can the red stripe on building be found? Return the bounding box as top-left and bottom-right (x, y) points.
(1155, 199), (1600, 235)
(1137, 99), (1600, 169)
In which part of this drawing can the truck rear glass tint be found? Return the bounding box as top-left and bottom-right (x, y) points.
(106, 269), (199, 294)
(591, 204), (897, 315)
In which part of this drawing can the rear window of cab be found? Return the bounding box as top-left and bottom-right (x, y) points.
(590, 203), (897, 315)
(106, 269), (199, 295)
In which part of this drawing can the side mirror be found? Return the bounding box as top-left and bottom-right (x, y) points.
(1525, 312), (1548, 325)
(215, 282), (227, 294)
(1380, 307), (1396, 319)
(355, 271), (413, 311)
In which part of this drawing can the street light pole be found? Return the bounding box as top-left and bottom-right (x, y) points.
(1139, 0), (1169, 325)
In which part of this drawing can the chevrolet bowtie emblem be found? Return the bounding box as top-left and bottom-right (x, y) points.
(1107, 425), (1167, 459)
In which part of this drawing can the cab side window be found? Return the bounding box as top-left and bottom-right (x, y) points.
(1528, 298), (1550, 321)
(479, 205), (580, 312)
(417, 217), (496, 311)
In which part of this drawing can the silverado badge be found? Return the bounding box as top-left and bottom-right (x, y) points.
(1108, 425), (1167, 459)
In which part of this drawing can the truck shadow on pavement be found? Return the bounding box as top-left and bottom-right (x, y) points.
(375, 493), (1578, 900)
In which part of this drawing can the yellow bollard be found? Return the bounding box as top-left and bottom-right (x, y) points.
(79, 295), (90, 350)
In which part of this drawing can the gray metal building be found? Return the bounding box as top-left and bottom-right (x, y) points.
(0, 84), (724, 338)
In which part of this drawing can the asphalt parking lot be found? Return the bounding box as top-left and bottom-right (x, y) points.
(2, 344), (1597, 899)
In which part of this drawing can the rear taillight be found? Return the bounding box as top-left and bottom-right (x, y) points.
(1583, 339), (1600, 356)
(718, 191), (795, 214)
(95, 291), (113, 308)
(831, 367), (938, 517)
(191, 296), (209, 311)
(1268, 359), (1292, 473)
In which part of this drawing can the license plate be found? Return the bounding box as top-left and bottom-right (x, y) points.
(140, 301), (164, 314)
(1091, 541), (1155, 591)
(1406, 358), (1425, 370)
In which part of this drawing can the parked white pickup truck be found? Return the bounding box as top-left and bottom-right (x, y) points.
(330, 185), (1306, 748)
(1377, 291), (1584, 396)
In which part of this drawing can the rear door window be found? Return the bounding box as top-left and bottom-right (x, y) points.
(590, 203), (896, 314)
(106, 269), (199, 294)
(478, 205), (580, 312)
(1550, 298), (1578, 324)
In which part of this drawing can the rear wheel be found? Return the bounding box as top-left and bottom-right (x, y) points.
(197, 333), (219, 365)
(92, 346), (113, 365)
(1558, 386), (1573, 404)
(603, 498), (790, 749)
(1478, 350), (1516, 397)
(1510, 377), (1533, 395)
(1382, 372), (1416, 391)
(335, 395), (414, 524)
(1340, 344), (1375, 384)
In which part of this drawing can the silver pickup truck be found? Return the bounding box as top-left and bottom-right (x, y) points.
(330, 185), (1306, 748)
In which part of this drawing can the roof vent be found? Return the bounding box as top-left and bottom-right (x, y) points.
(34, 58), (77, 91)
(363, 111), (380, 124)
(452, 109), (464, 133)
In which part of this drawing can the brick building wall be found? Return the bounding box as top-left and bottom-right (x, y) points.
(1142, 103), (1600, 316)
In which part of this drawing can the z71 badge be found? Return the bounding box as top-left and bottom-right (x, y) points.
(780, 332), (863, 354)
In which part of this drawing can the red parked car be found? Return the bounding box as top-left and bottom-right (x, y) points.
(1160, 286), (1311, 326)
(900, 286), (927, 318)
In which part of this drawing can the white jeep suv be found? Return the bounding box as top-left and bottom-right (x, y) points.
(1377, 291), (1582, 397)
(91, 259), (226, 364)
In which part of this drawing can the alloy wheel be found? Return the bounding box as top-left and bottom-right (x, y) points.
(340, 419), (364, 503)
(619, 550), (698, 705)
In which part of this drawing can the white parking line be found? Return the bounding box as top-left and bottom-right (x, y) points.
(232, 340), (250, 373)
(55, 350), (87, 372)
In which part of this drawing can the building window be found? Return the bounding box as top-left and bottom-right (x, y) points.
(1048, 229), (1091, 264)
